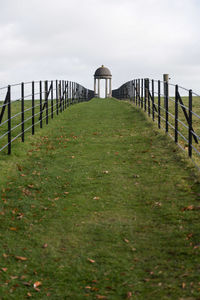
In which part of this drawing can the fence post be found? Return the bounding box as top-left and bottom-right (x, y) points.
(40, 81), (43, 128)
(165, 81), (169, 133)
(59, 81), (62, 112)
(73, 82), (75, 103)
(56, 80), (58, 115)
(71, 82), (72, 104)
(175, 85), (178, 143)
(32, 81), (35, 135)
(146, 79), (150, 116)
(45, 80), (48, 125)
(152, 80), (154, 121)
(144, 79), (147, 111)
(188, 89), (193, 157)
(62, 80), (65, 111)
(65, 81), (67, 109)
(7, 85), (11, 155)
(141, 79), (143, 109)
(67, 81), (70, 106)
(74, 82), (76, 103)
(158, 80), (161, 129)
(72, 82), (74, 104)
(163, 74), (169, 108)
(70, 82), (72, 105)
(136, 80), (138, 106)
(51, 80), (53, 119)
(21, 82), (24, 142)
(138, 79), (140, 107)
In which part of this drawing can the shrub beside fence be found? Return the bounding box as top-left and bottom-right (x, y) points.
(0, 80), (94, 154)
(112, 79), (200, 167)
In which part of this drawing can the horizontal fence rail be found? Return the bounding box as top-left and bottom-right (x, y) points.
(112, 78), (200, 168)
(0, 80), (94, 154)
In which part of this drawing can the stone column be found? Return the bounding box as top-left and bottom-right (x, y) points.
(109, 78), (112, 97)
(105, 79), (108, 98)
(98, 79), (100, 97)
(94, 78), (97, 96)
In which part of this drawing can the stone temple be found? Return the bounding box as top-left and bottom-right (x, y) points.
(94, 65), (112, 98)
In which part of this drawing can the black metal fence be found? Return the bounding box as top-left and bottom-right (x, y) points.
(0, 80), (94, 154)
(113, 79), (200, 167)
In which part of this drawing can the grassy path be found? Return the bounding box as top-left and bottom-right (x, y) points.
(0, 98), (200, 299)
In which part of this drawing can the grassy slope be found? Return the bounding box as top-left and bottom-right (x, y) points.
(0, 98), (200, 299)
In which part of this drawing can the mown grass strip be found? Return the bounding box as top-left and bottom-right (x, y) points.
(0, 98), (200, 299)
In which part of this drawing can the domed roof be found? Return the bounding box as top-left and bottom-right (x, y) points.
(94, 65), (112, 77)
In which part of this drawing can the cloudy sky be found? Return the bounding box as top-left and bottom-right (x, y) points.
(0, 0), (200, 93)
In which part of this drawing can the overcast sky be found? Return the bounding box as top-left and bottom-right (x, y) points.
(0, 0), (200, 93)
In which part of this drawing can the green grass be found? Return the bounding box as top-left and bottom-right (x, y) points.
(131, 95), (200, 166)
(0, 98), (200, 299)
(0, 96), (78, 152)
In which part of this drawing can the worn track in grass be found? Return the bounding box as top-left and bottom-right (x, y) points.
(0, 98), (200, 299)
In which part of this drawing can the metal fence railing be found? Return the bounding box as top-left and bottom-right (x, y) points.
(112, 78), (200, 167)
(0, 80), (94, 154)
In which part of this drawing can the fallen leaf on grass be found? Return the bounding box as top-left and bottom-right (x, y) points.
(28, 184), (34, 189)
(2, 268), (7, 272)
(186, 233), (193, 240)
(64, 192), (69, 195)
(124, 239), (129, 243)
(182, 205), (200, 211)
(91, 287), (99, 291)
(133, 174), (140, 178)
(22, 188), (31, 196)
(27, 292), (32, 297)
(182, 282), (186, 289)
(9, 227), (17, 231)
(15, 256), (27, 261)
(10, 276), (18, 279)
(87, 258), (95, 263)
(42, 243), (48, 248)
(34, 281), (42, 288)
(154, 202), (162, 207)
(17, 213), (24, 219)
(103, 171), (109, 174)
(193, 245), (200, 249)
(127, 292), (132, 299)
(16, 164), (23, 171)
(20, 174), (26, 177)
(93, 197), (100, 200)
(96, 295), (107, 299)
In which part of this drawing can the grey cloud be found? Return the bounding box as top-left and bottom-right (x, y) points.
(0, 0), (200, 92)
